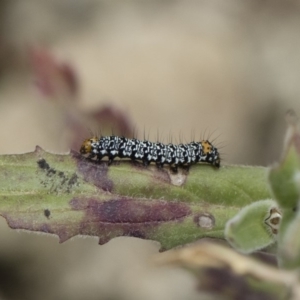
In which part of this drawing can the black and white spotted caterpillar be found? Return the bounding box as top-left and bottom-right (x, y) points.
(80, 135), (220, 171)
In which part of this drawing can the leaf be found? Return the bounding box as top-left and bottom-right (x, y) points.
(268, 110), (300, 268)
(280, 209), (300, 269)
(269, 109), (300, 210)
(0, 147), (271, 250)
(269, 147), (300, 210)
(225, 199), (280, 253)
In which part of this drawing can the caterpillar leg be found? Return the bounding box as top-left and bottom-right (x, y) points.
(88, 153), (96, 159)
(170, 165), (178, 173)
(96, 154), (103, 161)
(181, 164), (190, 172)
(130, 158), (139, 166)
(108, 157), (115, 166)
(143, 160), (150, 167)
(156, 162), (164, 169)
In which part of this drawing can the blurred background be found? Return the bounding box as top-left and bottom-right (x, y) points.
(0, 0), (299, 299)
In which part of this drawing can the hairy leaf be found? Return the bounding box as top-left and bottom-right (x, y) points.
(0, 147), (270, 250)
(225, 199), (280, 253)
(268, 110), (300, 267)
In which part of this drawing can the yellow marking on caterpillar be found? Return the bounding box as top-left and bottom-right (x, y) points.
(80, 137), (98, 154)
(201, 140), (212, 155)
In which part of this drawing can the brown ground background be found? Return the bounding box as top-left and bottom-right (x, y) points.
(0, 1), (299, 299)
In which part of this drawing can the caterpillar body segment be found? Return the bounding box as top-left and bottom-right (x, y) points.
(80, 136), (220, 170)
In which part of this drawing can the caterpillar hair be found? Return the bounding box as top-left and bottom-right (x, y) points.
(80, 135), (221, 171)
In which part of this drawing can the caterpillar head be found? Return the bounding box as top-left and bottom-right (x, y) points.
(80, 137), (98, 155)
(201, 140), (220, 168)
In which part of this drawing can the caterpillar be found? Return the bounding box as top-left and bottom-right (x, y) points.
(80, 135), (220, 171)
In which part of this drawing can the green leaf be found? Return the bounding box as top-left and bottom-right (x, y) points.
(225, 199), (280, 253)
(269, 110), (300, 210)
(269, 146), (300, 210)
(279, 208), (300, 268)
(268, 110), (300, 268)
(0, 147), (271, 250)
